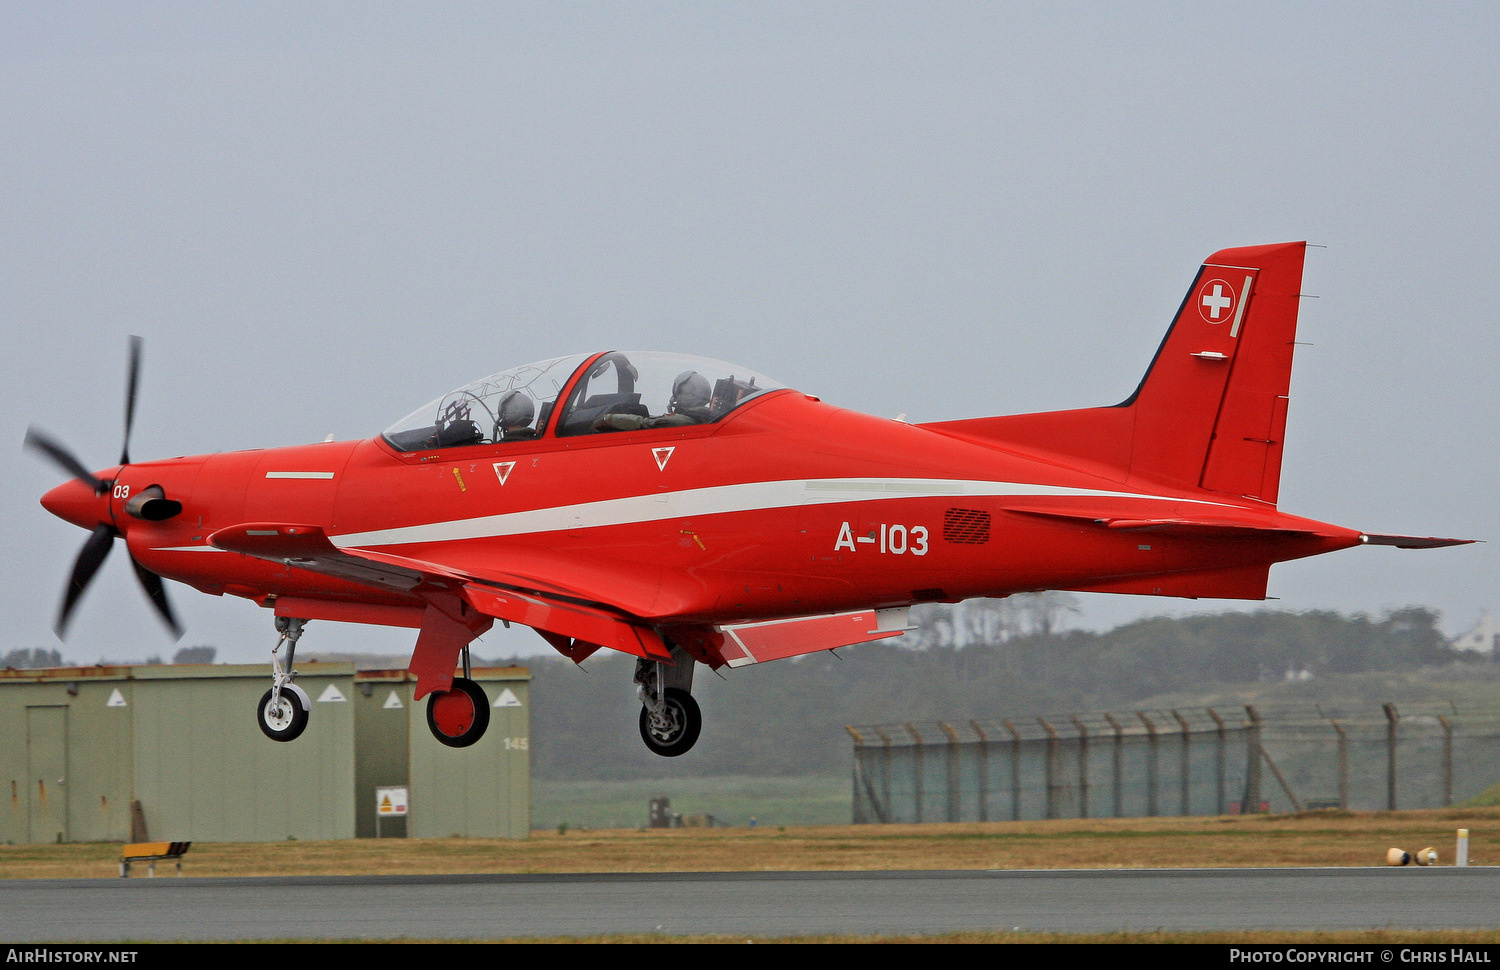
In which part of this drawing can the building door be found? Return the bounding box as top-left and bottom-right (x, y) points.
(26, 706), (68, 844)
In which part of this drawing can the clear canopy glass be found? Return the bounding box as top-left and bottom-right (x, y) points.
(382, 352), (785, 451)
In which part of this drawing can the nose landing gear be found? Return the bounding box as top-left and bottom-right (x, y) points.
(258, 616), (311, 742)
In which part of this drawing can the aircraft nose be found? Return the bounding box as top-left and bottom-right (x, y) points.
(41, 477), (112, 531)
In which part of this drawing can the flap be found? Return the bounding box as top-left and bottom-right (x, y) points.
(463, 584), (671, 661)
(715, 608), (910, 668)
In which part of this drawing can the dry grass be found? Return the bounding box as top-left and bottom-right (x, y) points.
(3, 806), (1497, 881)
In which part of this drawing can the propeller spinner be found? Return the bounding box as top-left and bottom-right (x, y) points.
(26, 337), (183, 639)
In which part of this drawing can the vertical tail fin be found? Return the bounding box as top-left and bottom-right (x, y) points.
(1126, 241), (1306, 503)
(922, 241), (1307, 504)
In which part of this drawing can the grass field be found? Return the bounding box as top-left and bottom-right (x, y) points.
(4, 805), (1496, 880)
(534, 773), (850, 830)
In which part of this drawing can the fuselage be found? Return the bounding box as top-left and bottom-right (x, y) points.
(44, 384), (1362, 638)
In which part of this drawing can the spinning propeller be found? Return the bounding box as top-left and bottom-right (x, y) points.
(25, 336), (183, 639)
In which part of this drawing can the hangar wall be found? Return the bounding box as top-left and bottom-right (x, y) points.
(1, 664), (529, 844)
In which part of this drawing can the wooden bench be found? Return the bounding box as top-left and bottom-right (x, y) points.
(120, 841), (191, 877)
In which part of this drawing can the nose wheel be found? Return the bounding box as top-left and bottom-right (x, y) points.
(426, 677), (491, 747)
(638, 686), (701, 757)
(257, 686), (309, 741)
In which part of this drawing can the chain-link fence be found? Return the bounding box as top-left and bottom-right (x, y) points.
(847, 704), (1500, 823)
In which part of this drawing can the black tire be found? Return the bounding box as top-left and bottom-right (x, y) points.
(258, 688), (309, 742)
(426, 677), (490, 748)
(639, 687), (701, 757)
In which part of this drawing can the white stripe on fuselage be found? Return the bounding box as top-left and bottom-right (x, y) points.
(324, 477), (1229, 550)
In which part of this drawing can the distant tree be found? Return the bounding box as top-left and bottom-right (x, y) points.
(909, 592), (1081, 649)
(172, 646), (217, 664)
(1, 648), (64, 669)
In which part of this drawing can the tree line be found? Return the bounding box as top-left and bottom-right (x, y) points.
(519, 603), (1466, 779)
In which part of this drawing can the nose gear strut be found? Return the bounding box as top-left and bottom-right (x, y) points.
(257, 616), (312, 742)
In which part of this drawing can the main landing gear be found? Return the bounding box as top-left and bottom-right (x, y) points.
(258, 616), (312, 742)
(425, 646), (490, 748)
(635, 653), (701, 757)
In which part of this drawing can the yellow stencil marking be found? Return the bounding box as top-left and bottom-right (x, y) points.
(680, 529), (705, 550)
(452, 468), (467, 492)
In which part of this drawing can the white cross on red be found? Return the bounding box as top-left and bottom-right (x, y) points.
(1201, 283), (1233, 320)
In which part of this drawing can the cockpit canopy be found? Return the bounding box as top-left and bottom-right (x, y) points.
(382, 352), (786, 452)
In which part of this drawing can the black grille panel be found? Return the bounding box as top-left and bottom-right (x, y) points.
(943, 508), (991, 544)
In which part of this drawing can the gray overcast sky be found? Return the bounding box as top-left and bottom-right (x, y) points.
(3, 2), (1495, 665)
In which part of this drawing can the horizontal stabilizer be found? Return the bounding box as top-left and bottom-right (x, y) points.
(1360, 534), (1476, 550)
(1064, 563), (1272, 600)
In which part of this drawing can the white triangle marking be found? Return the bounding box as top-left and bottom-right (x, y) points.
(494, 687), (522, 707)
(493, 461), (515, 485)
(106, 688), (127, 708)
(317, 684), (347, 703)
(653, 447), (675, 471)
(382, 690), (404, 709)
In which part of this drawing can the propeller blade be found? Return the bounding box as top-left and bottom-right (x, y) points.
(130, 555), (182, 640)
(57, 524), (117, 637)
(121, 335), (142, 467)
(25, 427), (108, 494)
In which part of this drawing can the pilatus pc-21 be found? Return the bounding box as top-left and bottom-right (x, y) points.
(29, 242), (1467, 756)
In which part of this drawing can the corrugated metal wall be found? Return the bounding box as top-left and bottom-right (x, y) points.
(1, 664), (529, 844)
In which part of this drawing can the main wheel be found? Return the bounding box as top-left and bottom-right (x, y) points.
(639, 687), (701, 757)
(426, 677), (490, 748)
(258, 688), (309, 742)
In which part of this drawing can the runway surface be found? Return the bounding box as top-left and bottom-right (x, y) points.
(3, 867), (1495, 941)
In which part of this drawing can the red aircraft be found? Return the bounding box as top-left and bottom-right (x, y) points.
(28, 242), (1468, 756)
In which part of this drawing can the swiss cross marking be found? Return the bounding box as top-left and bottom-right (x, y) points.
(1198, 278), (1236, 323)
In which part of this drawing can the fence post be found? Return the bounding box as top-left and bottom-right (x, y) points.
(1322, 712), (1349, 810)
(1138, 711), (1159, 817)
(847, 726), (868, 823)
(1208, 708), (1226, 815)
(940, 722), (961, 823)
(1072, 716), (1090, 819)
(906, 723), (925, 823)
(1039, 717), (1058, 819)
(1172, 710), (1192, 816)
(970, 720), (990, 823)
(1383, 703), (1399, 811)
(1104, 712), (1124, 818)
(1438, 714), (1454, 808)
(874, 727), (894, 823)
(1004, 719), (1023, 821)
(1244, 705), (1263, 814)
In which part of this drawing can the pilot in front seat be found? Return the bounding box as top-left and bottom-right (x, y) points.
(594, 371), (713, 432)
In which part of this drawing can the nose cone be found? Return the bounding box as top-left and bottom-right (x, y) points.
(41, 477), (112, 531)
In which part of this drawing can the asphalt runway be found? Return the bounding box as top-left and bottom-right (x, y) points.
(2, 867), (1495, 941)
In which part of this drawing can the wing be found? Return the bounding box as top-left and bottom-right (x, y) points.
(208, 523), (672, 698)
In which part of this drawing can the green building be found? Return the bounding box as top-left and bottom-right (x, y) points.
(1, 663), (529, 844)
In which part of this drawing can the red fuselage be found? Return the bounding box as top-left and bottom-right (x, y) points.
(45, 385), (1361, 639)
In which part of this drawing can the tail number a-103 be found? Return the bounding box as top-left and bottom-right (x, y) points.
(834, 521), (929, 556)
